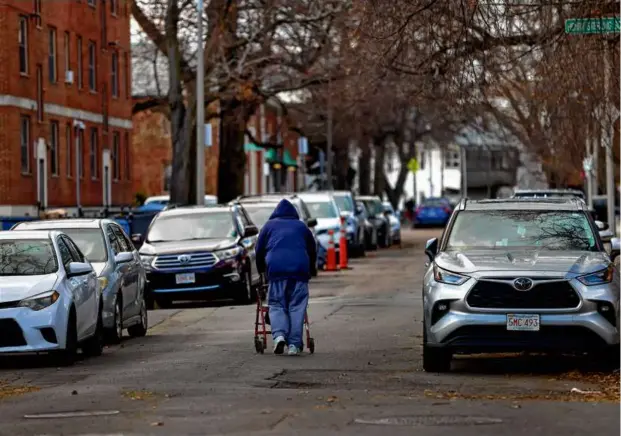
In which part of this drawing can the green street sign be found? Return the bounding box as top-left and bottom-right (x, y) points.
(565, 17), (620, 34)
(407, 158), (419, 174)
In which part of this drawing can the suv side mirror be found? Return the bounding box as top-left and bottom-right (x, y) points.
(425, 238), (438, 262)
(595, 220), (609, 231)
(67, 261), (93, 277)
(611, 237), (620, 260)
(243, 225), (259, 238)
(131, 233), (142, 244)
(114, 252), (134, 264)
(306, 218), (318, 228)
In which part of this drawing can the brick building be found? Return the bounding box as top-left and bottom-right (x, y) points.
(132, 100), (302, 200)
(0, 0), (133, 216)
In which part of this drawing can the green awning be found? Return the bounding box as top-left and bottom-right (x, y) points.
(283, 150), (297, 167)
(244, 143), (262, 152)
(265, 148), (278, 162)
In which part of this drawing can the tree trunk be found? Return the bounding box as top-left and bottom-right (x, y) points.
(334, 140), (350, 190)
(373, 137), (386, 197)
(217, 100), (247, 203)
(358, 137), (371, 195)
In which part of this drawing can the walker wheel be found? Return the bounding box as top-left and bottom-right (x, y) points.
(308, 338), (315, 354)
(255, 338), (264, 354)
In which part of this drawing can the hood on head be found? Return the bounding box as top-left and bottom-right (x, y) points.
(269, 199), (299, 220)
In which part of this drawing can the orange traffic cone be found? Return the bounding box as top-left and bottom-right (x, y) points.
(339, 216), (349, 269)
(325, 229), (338, 271)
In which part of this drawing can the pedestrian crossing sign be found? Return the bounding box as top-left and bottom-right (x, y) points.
(407, 158), (419, 173)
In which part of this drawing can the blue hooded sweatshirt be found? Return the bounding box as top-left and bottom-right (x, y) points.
(255, 199), (317, 282)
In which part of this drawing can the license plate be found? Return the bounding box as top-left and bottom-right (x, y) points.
(506, 314), (540, 331)
(175, 273), (195, 284)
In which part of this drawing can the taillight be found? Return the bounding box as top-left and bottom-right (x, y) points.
(444, 207), (452, 214)
(415, 207), (423, 215)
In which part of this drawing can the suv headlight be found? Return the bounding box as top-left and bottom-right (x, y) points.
(577, 265), (614, 286)
(140, 254), (155, 270)
(216, 247), (242, 260)
(18, 290), (60, 311)
(433, 264), (469, 285)
(97, 276), (109, 292)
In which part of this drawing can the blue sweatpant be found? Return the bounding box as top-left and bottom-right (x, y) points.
(268, 279), (309, 349)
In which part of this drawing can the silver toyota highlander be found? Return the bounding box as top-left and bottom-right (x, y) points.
(422, 198), (620, 372)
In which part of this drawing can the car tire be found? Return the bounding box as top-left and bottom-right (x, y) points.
(105, 295), (123, 344)
(57, 308), (78, 366)
(234, 268), (254, 305)
(422, 324), (452, 372)
(82, 305), (104, 358)
(128, 299), (148, 338)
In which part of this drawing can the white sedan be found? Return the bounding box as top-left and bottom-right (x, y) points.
(0, 230), (103, 364)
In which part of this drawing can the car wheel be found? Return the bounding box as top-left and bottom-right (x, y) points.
(235, 269), (254, 305)
(128, 299), (148, 338)
(57, 308), (78, 366)
(82, 305), (104, 358)
(422, 321), (452, 372)
(105, 295), (123, 344)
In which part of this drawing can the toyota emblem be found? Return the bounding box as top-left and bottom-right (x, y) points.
(178, 254), (191, 264)
(513, 277), (533, 291)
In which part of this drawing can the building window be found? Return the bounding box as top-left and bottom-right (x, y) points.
(33, 0), (41, 27)
(90, 128), (98, 179)
(444, 150), (460, 169)
(110, 0), (117, 15)
(20, 116), (30, 174)
(124, 52), (130, 98)
(64, 32), (70, 77)
(88, 41), (96, 91)
(112, 132), (120, 180)
(66, 124), (72, 177)
(77, 36), (83, 88)
(78, 129), (84, 178)
(124, 132), (130, 179)
(50, 121), (59, 176)
(36, 65), (43, 122)
(88, 0), (96, 7)
(48, 28), (57, 83)
(19, 16), (28, 75)
(111, 52), (119, 97)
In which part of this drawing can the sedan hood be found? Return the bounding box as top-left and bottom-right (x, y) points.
(436, 250), (610, 276)
(315, 218), (341, 231)
(0, 274), (58, 303)
(140, 238), (237, 255)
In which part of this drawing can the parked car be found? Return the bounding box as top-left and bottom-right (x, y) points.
(233, 194), (319, 274)
(0, 231), (103, 364)
(357, 196), (392, 248)
(382, 202), (402, 244)
(356, 201), (378, 250)
(13, 219), (148, 343)
(329, 191), (366, 257)
(144, 194), (218, 206)
(422, 197), (620, 372)
(297, 192), (343, 261)
(413, 197), (453, 228)
(138, 204), (260, 308)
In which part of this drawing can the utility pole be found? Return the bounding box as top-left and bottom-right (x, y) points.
(195, 0), (205, 205)
(326, 73), (333, 191)
(603, 39), (616, 233)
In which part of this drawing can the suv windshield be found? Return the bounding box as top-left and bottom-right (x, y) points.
(447, 210), (597, 251)
(334, 195), (354, 213)
(244, 205), (276, 228)
(0, 240), (58, 276)
(515, 192), (584, 200)
(362, 200), (383, 216)
(148, 212), (237, 242)
(52, 228), (108, 262)
(306, 202), (338, 219)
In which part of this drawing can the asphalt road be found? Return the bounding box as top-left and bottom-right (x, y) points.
(0, 229), (618, 436)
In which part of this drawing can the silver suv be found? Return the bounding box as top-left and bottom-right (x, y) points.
(422, 198), (620, 372)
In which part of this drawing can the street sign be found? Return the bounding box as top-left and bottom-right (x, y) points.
(297, 137), (308, 155)
(565, 17), (620, 34)
(204, 123), (212, 147)
(407, 158), (419, 173)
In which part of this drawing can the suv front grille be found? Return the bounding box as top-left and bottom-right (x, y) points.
(153, 252), (217, 270)
(466, 280), (580, 309)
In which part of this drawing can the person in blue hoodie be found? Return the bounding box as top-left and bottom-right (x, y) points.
(255, 199), (317, 355)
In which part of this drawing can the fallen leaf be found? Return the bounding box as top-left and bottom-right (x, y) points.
(150, 421), (164, 427)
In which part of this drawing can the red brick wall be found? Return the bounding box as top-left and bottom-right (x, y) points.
(0, 0), (133, 209)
